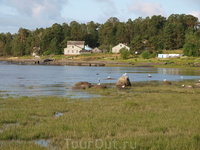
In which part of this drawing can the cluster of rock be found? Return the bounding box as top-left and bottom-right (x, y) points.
(72, 82), (107, 89)
(72, 74), (131, 90)
(72, 75), (200, 91)
(7, 58), (55, 65)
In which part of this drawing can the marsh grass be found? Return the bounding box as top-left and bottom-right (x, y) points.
(0, 82), (200, 149)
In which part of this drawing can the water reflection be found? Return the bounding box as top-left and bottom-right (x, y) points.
(158, 68), (200, 76)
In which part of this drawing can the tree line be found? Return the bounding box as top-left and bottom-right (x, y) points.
(0, 14), (200, 57)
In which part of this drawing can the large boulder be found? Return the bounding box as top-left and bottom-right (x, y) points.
(72, 82), (92, 89)
(116, 75), (131, 88)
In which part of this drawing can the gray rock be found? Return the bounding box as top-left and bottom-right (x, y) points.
(116, 75), (131, 88)
(72, 82), (92, 89)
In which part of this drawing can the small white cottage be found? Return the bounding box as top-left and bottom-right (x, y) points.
(112, 43), (130, 53)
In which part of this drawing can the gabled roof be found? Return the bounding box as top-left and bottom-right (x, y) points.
(112, 43), (130, 49)
(67, 41), (85, 45)
(71, 45), (83, 50)
(93, 47), (102, 51)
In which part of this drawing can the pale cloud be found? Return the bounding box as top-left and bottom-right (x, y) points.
(189, 11), (200, 21)
(0, 0), (69, 33)
(129, 1), (166, 17)
(92, 0), (118, 22)
(32, 5), (45, 19)
(3, 0), (68, 19)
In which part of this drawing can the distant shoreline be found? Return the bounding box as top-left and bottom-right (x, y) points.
(1, 56), (200, 68)
(0, 58), (135, 67)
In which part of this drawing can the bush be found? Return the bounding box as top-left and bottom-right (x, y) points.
(150, 53), (157, 58)
(119, 47), (130, 59)
(141, 50), (151, 59)
(183, 43), (199, 57)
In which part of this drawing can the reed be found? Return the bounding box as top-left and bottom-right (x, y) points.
(0, 82), (200, 149)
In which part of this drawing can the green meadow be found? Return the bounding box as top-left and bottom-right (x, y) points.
(0, 81), (200, 150)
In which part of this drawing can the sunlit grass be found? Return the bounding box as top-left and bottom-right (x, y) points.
(0, 82), (200, 149)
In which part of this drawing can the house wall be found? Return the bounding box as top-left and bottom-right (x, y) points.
(158, 54), (183, 58)
(158, 54), (168, 58)
(112, 43), (130, 53)
(64, 45), (82, 55)
(80, 50), (92, 54)
(168, 54), (183, 58)
(92, 50), (102, 53)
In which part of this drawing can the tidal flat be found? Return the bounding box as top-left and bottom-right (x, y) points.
(0, 81), (200, 150)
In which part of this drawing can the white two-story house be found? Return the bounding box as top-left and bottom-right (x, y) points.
(64, 41), (86, 55)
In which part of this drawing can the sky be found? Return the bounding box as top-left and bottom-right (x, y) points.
(0, 0), (200, 34)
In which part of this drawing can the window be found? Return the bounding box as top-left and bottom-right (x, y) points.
(120, 45), (122, 47)
(72, 50), (74, 53)
(72, 46), (74, 48)
(76, 50), (78, 53)
(68, 50), (70, 53)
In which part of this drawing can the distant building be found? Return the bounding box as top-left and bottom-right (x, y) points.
(64, 41), (102, 55)
(92, 47), (103, 53)
(112, 43), (130, 53)
(158, 54), (183, 58)
(64, 41), (93, 55)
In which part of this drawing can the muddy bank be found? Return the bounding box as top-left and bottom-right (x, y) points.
(4, 58), (135, 67)
(5, 59), (105, 66)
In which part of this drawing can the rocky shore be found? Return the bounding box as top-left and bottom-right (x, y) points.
(4, 58), (134, 67)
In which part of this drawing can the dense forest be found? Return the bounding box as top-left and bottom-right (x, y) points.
(0, 14), (200, 57)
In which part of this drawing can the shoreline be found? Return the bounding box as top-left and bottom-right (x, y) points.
(1, 57), (200, 68)
(0, 58), (166, 67)
(1, 58), (135, 67)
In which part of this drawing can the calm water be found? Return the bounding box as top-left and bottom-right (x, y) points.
(0, 61), (200, 97)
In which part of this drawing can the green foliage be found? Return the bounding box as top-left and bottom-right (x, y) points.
(0, 14), (199, 57)
(183, 31), (200, 57)
(43, 50), (52, 56)
(130, 35), (143, 51)
(150, 52), (157, 58)
(49, 37), (61, 55)
(183, 43), (198, 57)
(119, 47), (129, 59)
(141, 50), (151, 59)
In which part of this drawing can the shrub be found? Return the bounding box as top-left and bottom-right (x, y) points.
(141, 50), (151, 59)
(150, 53), (157, 58)
(183, 43), (199, 57)
(119, 47), (130, 59)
